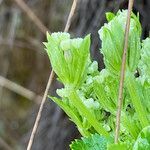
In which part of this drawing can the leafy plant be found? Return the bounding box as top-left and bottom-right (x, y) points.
(44, 10), (150, 149)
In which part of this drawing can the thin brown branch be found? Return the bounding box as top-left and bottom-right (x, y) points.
(115, 0), (134, 143)
(64, 0), (78, 32)
(0, 38), (44, 55)
(0, 137), (12, 150)
(0, 8), (20, 103)
(0, 76), (41, 104)
(26, 0), (79, 150)
(13, 0), (50, 34)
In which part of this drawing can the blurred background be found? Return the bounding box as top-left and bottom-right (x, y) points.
(0, 0), (149, 149)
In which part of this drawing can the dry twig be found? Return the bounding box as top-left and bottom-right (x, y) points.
(26, 0), (79, 150)
(115, 0), (134, 143)
(0, 9), (20, 105)
(13, 0), (50, 34)
(0, 76), (41, 104)
(0, 137), (12, 150)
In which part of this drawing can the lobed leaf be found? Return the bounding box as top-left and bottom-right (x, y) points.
(70, 134), (112, 150)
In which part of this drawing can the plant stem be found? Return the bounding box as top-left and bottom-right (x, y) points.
(115, 0), (134, 143)
(0, 137), (12, 150)
(14, 0), (49, 34)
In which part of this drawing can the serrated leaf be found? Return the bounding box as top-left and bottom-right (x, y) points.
(70, 134), (111, 150)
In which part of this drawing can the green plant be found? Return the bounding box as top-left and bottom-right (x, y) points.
(44, 10), (150, 149)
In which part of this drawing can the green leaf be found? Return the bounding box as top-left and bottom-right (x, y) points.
(70, 134), (112, 150)
(98, 10), (141, 75)
(133, 126), (150, 150)
(71, 34), (91, 87)
(44, 33), (90, 88)
(107, 143), (128, 150)
(138, 38), (150, 86)
(127, 25), (141, 72)
(44, 34), (70, 83)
